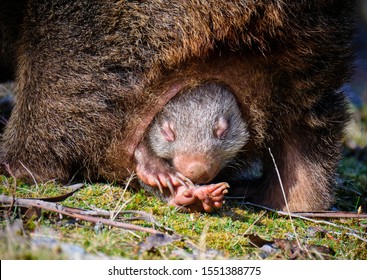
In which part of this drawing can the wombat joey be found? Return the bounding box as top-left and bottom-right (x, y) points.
(134, 83), (248, 212)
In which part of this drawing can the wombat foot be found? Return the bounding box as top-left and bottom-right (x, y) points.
(168, 182), (229, 212)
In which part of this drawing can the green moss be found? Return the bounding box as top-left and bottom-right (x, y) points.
(1, 181), (366, 259)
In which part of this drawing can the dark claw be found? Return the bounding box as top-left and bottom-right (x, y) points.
(177, 172), (194, 187)
(154, 179), (163, 194)
(166, 180), (175, 196)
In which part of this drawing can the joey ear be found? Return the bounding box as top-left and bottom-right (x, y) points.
(214, 116), (230, 140)
(160, 120), (175, 142)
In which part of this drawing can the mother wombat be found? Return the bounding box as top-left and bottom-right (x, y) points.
(0, 0), (355, 212)
(135, 83), (248, 212)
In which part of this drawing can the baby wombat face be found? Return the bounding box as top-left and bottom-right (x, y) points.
(148, 83), (249, 184)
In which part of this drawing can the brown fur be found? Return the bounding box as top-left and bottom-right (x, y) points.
(0, 0), (355, 211)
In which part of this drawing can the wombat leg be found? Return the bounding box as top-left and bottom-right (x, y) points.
(168, 182), (230, 212)
(134, 140), (191, 194)
(256, 137), (338, 212)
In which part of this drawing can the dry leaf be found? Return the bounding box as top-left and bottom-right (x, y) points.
(245, 233), (335, 259)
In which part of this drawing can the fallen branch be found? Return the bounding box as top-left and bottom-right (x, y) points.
(227, 197), (367, 219)
(240, 201), (367, 243)
(62, 206), (175, 233)
(286, 211), (367, 219)
(0, 194), (166, 235)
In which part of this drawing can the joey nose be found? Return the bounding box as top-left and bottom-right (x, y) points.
(183, 162), (211, 184)
(173, 156), (218, 184)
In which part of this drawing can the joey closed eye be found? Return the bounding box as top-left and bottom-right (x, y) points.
(160, 120), (176, 142)
(214, 116), (230, 140)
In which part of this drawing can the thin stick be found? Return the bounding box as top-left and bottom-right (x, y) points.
(18, 161), (39, 190)
(227, 197), (367, 218)
(242, 201), (367, 243)
(268, 148), (304, 250)
(232, 211), (268, 247)
(4, 164), (17, 216)
(285, 211), (367, 219)
(0, 194), (163, 235)
(112, 174), (134, 221)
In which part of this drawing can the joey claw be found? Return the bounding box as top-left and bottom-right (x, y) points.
(154, 179), (163, 194)
(176, 172), (194, 187)
(177, 177), (190, 189)
(166, 180), (175, 196)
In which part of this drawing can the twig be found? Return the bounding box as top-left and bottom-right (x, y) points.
(268, 148), (304, 251)
(227, 197), (367, 218)
(286, 211), (367, 219)
(241, 201), (367, 243)
(0, 194), (164, 235)
(232, 211), (268, 247)
(198, 224), (209, 260)
(243, 211), (267, 236)
(62, 206), (175, 233)
(112, 174), (134, 221)
(4, 164), (17, 216)
(18, 161), (39, 190)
